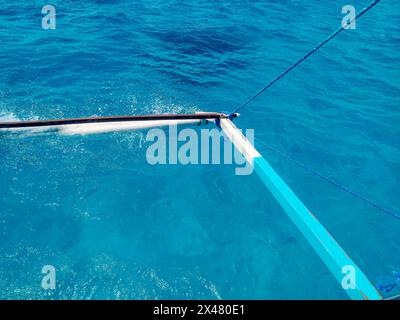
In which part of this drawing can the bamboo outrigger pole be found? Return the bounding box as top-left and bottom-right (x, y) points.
(220, 118), (382, 300)
(0, 112), (231, 135)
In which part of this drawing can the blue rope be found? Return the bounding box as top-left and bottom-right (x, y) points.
(231, 0), (382, 114)
(256, 140), (400, 221)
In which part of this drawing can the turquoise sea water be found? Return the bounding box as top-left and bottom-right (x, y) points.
(0, 0), (399, 299)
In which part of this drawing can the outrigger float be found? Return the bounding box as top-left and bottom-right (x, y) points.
(0, 112), (382, 300)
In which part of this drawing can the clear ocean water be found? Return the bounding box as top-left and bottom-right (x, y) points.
(0, 0), (399, 299)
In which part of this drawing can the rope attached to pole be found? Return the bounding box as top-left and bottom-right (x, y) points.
(256, 139), (400, 221)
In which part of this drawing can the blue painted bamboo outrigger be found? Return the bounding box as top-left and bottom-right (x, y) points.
(220, 118), (382, 300)
(218, 0), (386, 299)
